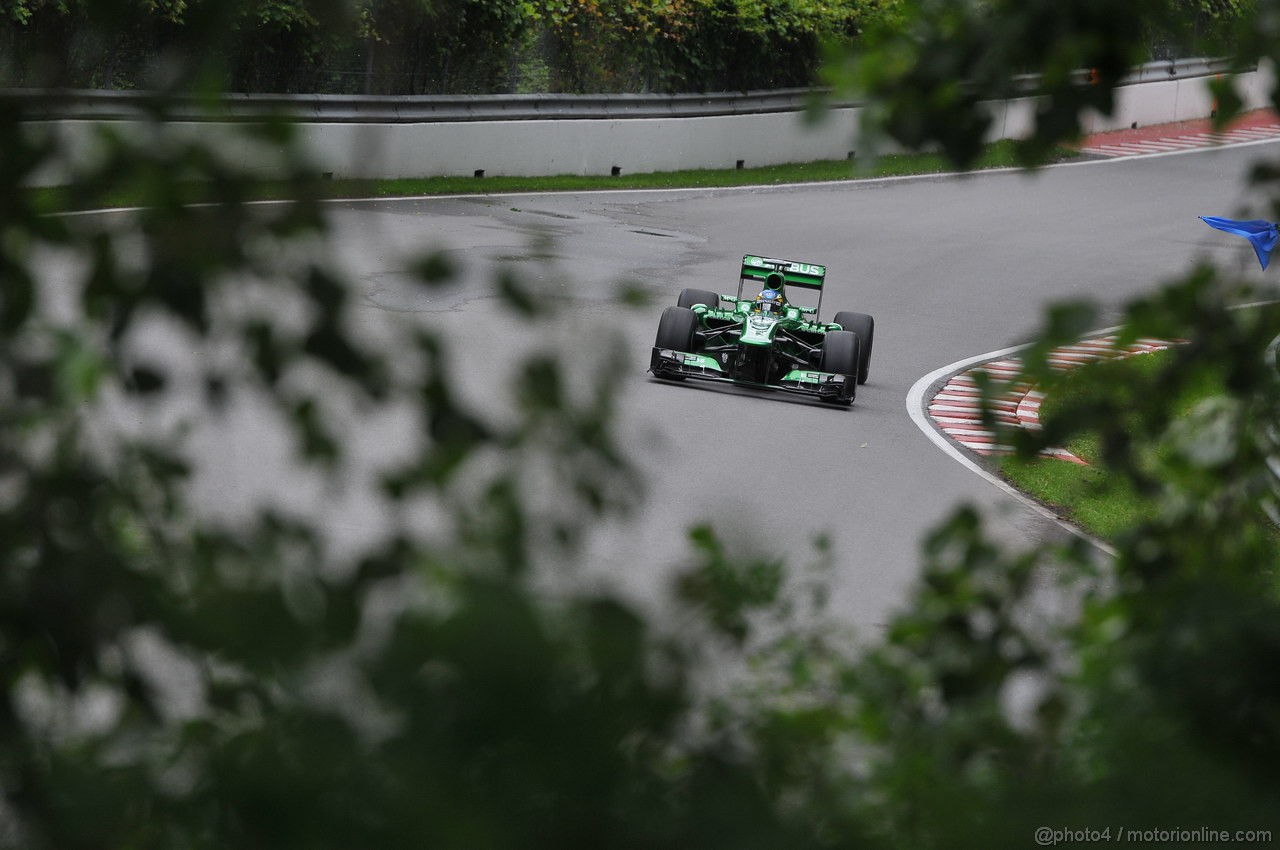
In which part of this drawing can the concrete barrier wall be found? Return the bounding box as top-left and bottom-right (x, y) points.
(290, 109), (863, 179)
(992, 64), (1274, 141)
(20, 60), (1274, 186)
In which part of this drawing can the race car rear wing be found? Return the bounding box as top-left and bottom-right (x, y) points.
(738, 255), (828, 317)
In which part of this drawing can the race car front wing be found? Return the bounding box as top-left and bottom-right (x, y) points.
(649, 347), (854, 402)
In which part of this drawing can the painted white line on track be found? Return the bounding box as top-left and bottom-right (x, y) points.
(905, 342), (1118, 556)
(946, 428), (999, 438)
(1120, 141), (1186, 152)
(908, 302), (1279, 552)
(54, 132), (1280, 562)
(1062, 131), (1280, 167)
(1113, 142), (1176, 153)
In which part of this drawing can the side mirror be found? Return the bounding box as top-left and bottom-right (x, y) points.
(799, 305), (817, 316)
(722, 295), (738, 304)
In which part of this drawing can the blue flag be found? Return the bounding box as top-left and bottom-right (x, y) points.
(1199, 216), (1280, 270)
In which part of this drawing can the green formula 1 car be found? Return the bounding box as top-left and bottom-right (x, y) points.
(648, 254), (875, 405)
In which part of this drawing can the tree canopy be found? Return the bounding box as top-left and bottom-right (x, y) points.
(0, 0), (907, 93)
(4, 0), (1246, 95)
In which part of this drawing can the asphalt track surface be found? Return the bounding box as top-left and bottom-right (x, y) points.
(96, 140), (1280, 632)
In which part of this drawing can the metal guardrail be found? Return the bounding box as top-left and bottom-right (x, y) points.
(4, 87), (827, 123)
(1123, 56), (1236, 83)
(3, 57), (1239, 124)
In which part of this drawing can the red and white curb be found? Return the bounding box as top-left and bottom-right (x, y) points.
(927, 335), (1176, 462)
(1080, 124), (1280, 157)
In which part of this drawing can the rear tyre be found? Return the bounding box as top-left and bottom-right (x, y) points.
(833, 311), (874, 384)
(820, 330), (861, 405)
(677, 288), (720, 309)
(654, 306), (699, 381)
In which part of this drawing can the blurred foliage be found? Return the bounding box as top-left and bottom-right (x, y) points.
(4, 0), (1280, 847)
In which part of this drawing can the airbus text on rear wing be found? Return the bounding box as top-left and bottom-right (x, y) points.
(739, 255), (826, 289)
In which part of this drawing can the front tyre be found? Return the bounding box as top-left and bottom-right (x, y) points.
(677, 288), (720, 309)
(654, 306), (699, 381)
(820, 330), (861, 405)
(833, 311), (874, 385)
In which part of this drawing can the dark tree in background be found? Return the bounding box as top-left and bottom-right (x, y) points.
(2, 0), (1280, 847)
(1, 0), (902, 94)
(1, 0), (1247, 95)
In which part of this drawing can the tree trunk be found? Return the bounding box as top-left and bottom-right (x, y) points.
(362, 38), (374, 95)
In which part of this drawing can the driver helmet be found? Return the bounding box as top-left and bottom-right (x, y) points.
(755, 288), (783, 315)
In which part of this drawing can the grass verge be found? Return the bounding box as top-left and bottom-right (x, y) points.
(997, 349), (1245, 542)
(30, 139), (1077, 213)
(997, 352), (1175, 540)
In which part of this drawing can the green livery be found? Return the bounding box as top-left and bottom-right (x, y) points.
(740, 255), (826, 290)
(649, 254), (876, 405)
